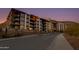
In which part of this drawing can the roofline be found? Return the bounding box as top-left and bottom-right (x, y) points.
(11, 8), (26, 14)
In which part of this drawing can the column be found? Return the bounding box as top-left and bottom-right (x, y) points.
(24, 14), (27, 29)
(38, 18), (40, 32)
(28, 15), (30, 30)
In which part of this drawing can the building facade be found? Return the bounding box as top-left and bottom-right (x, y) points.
(56, 21), (78, 32)
(6, 8), (78, 33)
(7, 9), (47, 32)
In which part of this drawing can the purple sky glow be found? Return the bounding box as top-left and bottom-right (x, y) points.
(0, 8), (79, 23)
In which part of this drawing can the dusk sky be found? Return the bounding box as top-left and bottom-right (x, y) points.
(0, 8), (79, 23)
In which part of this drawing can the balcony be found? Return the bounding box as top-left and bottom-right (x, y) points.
(12, 15), (20, 19)
(13, 19), (20, 22)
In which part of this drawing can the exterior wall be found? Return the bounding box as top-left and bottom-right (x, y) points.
(20, 13), (25, 30)
(40, 18), (47, 32)
(7, 8), (78, 33)
(7, 9), (31, 32)
(57, 23), (65, 32)
(46, 21), (53, 32)
(7, 9), (42, 32)
(39, 19), (43, 32)
(56, 22), (76, 32)
(29, 15), (39, 32)
(25, 14), (30, 31)
(35, 18), (40, 32)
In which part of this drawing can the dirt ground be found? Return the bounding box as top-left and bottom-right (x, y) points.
(64, 34), (79, 50)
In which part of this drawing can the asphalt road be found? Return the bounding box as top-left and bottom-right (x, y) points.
(0, 32), (59, 50)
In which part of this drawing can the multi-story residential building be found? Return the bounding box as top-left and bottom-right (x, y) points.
(50, 20), (57, 31)
(6, 8), (78, 33)
(29, 14), (40, 32)
(40, 18), (47, 32)
(35, 17), (40, 32)
(45, 19), (57, 32)
(56, 21), (78, 32)
(7, 8), (33, 32)
(7, 8), (47, 32)
(45, 20), (50, 32)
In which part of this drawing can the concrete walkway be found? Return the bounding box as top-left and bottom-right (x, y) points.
(48, 34), (73, 50)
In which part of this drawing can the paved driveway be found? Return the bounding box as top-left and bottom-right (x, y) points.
(0, 32), (73, 50)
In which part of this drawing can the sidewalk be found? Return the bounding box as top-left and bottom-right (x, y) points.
(48, 34), (73, 50)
